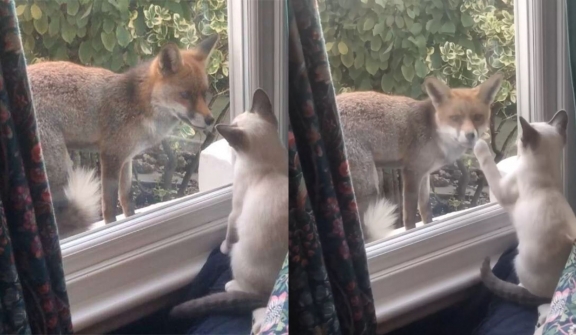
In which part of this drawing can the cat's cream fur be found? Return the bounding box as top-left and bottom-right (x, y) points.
(168, 89), (287, 334)
(219, 89), (287, 333)
(474, 110), (575, 332)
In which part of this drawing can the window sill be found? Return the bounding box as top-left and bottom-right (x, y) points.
(368, 156), (519, 328)
(61, 186), (232, 332)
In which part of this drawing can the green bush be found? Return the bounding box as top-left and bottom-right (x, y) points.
(319, 0), (515, 113)
(15, 0), (228, 92)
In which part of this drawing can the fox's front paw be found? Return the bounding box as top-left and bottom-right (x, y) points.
(473, 139), (491, 158)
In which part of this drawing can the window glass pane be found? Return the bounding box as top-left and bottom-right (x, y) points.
(318, 0), (517, 242)
(16, 0), (230, 238)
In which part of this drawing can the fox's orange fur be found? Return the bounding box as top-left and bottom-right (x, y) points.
(338, 74), (502, 237)
(29, 35), (219, 233)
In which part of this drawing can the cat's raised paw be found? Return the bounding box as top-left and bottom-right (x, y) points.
(220, 240), (231, 255)
(473, 139), (491, 157)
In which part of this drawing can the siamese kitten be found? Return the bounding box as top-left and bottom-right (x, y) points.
(475, 110), (576, 309)
(169, 89), (288, 333)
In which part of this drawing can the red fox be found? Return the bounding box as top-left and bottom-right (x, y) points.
(28, 35), (219, 237)
(337, 74), (502, 240)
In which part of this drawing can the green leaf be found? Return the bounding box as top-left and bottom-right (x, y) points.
(386, 15), (394, 27)
(440, 22), (456, 34)
(461, 13), (474, 28)
(410, 23), (422, 35)
(395, 16), (404, 28)
(67, 0), (80, 16)
(103, 18), (115, 34)
(364, 17), (375, 31)
(365, 56), (379, 75)
(341, 52), (354, 68)
(54, 45), (69, 60)
(415, 59), (428, 78)
(61, 20), (76, 43)
(116, 25), (132, 47)
(15, 5), (26, 16)
(426, 19), (442, 33)
(381, 74), (394, 92)
(338, 41), (349, 55)
(101, 31), (117, 52)
(401, 64), (414, 82)
(407, 8), (415, 19)
(371, 36), (382, 51)
(91, 36), (103, 52)
(33, 15), (48, 34)
(30, 4), (42, 20)
(373, 22), (385, 36)
(78, 41), (92, 64)
(80, 3), (93, 19)
(432, 0), (444, 9)
(42, 36), (56, 49)
(48, 15), (60, 36)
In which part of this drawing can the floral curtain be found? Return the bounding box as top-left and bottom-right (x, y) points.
(256, 254), (289, 335)
(540, 1), (576, 333)
(0, 0), (73, 334)
(288, 0), (377, 334)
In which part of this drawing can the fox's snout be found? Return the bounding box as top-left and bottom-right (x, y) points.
(204, 115), (215, 126)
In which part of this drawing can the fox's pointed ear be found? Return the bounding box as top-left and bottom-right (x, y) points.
(548, 109), (568, 144)
(519, 116), (539, 149)
(424, 77), (451, 108)
(157, 43), (182, 76)
(192, 34), (219, 64)
(477, 73), (503, 105)
(250, 88), (277, 128)
(216, 124), (247, 150)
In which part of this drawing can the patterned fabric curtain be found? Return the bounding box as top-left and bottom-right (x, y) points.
(0, 1), (73, 334)
(540, 2), (576, 333)
(288, 0), (377, 334)
(256, 254), (289, 335)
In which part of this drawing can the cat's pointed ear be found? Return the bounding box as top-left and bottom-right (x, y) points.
(548, 109), (568, 144)
(250, 88), (277, 128)
(423, 77), (451, 108)
(477, 73), (503, 105)
(519, 116), (539, 150)
(216, 124), (247, 150)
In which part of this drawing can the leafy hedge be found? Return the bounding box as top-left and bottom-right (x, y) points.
(15, 0), (228, 92)
(319, 0), (515, 117)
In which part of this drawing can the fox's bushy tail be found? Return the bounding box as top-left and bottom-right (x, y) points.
(56, 167), (101, 238)
(363, 198), (398, 242)
(169, 291), (268, 319)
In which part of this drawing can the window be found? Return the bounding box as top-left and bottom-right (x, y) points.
(321, 0), (571, 328)
(16, 0), (233, 240)
(14, 0), (286, 332)
(319, 0), (518, 241)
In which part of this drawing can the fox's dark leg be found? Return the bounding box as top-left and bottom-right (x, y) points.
(402, 169), (420, 230)
(100, 153), (122, 223)
(418, 174), (432, 224)
(119, 160), (135, 217)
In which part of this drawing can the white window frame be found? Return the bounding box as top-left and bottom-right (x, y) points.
(59, 0), (287, 333)
(368, 0), (576, 331)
